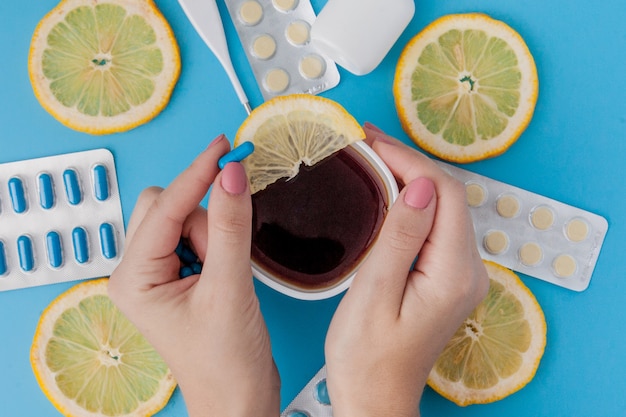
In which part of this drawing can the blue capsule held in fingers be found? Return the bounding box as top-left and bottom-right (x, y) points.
(38, 173), (55, 209)
(0, 241), (7, 275)
(72, 227), (89, 264)
(93, 164), (110, 201)
(63, 169), (82, 205)
(8, 177), (27, 213)
(99, 223), (117, 259)
(218, 142), (255, 169)
(46, 231), (63, 268)
(17, 235), (35, 272)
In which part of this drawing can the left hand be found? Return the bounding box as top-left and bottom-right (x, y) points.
(108, 135), (280, 417)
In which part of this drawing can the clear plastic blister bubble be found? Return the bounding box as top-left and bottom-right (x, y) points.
(437, 161), (608, 292)
(223, 0), (340, 100)
(281, 365), (333, 417)
(0, 149), (125, 291)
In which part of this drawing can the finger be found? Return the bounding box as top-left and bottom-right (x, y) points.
(200, 162), (254, 298)
(347, 177), (436, 316)
(363, 125), (440, 180)
(125, 135), (230, 262)
(124, 186), (164, 247)
(369, 137), (473, 257)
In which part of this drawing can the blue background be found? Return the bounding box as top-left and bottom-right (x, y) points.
(1, 0), (625, 416)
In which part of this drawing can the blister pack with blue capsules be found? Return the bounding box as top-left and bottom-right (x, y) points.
(0, 149), (124, 291)
(282, 365), (333, 417)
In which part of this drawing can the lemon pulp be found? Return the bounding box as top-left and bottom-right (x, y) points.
(235, 94), (365, 193)
(427, 260), (546, 406)
(31, 279), (176, 417)
(394, 14), (538, 162)
(29, 0), (180, 134)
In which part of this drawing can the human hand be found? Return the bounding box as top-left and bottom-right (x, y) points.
(108, 135), (280, 417)
(324, 124), (489, 417)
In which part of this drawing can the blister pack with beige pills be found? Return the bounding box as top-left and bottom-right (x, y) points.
(0, 149), (125, 292)
(438, 162), (608, 292)
(223, 0), (340, 100)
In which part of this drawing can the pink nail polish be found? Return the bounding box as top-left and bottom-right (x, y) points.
(363, 121), (384, 133)
(207, 134), (226, 149)
(221, 162), (248, 195)
(404, 177), (435, 209)
(363, 123), (396, 145)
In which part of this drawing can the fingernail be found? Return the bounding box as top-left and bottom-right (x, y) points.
(363, 123), (396, 145)
(404, 177), (435, 209)
(221, 162), (248, 195)
(363, 121), (384, 133)
(207, 134), (226, 149)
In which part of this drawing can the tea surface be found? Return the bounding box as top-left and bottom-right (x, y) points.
(251, 148), (386, 289)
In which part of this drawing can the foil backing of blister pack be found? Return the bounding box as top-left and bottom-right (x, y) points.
(438, 161), (608, 291)
(282, 365), (333, 417)
(0, 149), (124, 291)
(223, 0), (340, 100)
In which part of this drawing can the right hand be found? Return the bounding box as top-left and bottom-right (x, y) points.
(324, 124), (489, 417)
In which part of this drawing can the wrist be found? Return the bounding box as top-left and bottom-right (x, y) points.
(179, 370), (281, 417)
(183, 385), (280, 417)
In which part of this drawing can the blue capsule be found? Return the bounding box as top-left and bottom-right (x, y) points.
(8, 177), (27, 214)
(190, 262), (203, 274)
(38, 173), (55, 209)
(286, 412), (309, 417)
(93, 164), (110, 201)
(99, 223), (117, 259)
(179, 266), (194, 278)
(17, 235), (35, 272)
(72, 227), (89, 264)
(46, 231), (63, 268)
(315, 378), (331, 405)
(0, 241), (7, 275)
(218, 142), (255, 169)
(178, 244), (199, 264)
(63, 169), (82, 205)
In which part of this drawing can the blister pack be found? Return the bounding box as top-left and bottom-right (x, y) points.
(0, 149), (125, 292)
(282, 365), (332, 417)
(438, 161), (608, 291)
(223, 0), (340, 100)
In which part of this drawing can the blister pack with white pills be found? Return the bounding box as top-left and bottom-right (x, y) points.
(282, 365), (333, 417)
(438, 161), (608, 292)
(0, 149), (124, 292)
(223, 0), (340, 100)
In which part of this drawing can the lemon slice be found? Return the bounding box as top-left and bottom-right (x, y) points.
(31, 278), (176, 417)
(427, 260), (547, 406)
(235, 94), (365, 193)
(394, 13), (538, 162)
(28, 0), (180, 134)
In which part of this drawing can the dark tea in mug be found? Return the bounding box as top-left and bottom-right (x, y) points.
(250, 141), (398, 300)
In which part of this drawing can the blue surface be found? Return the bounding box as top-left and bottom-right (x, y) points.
(1, 0), (625, 416)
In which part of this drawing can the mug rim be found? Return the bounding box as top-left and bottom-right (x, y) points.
(251, 140), (399, 300)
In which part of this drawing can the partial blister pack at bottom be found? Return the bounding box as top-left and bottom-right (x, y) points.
(282, 365), (332, 417)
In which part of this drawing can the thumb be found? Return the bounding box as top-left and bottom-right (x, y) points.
(200, 162), (254, 298)
(346, 177), (437, 316)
